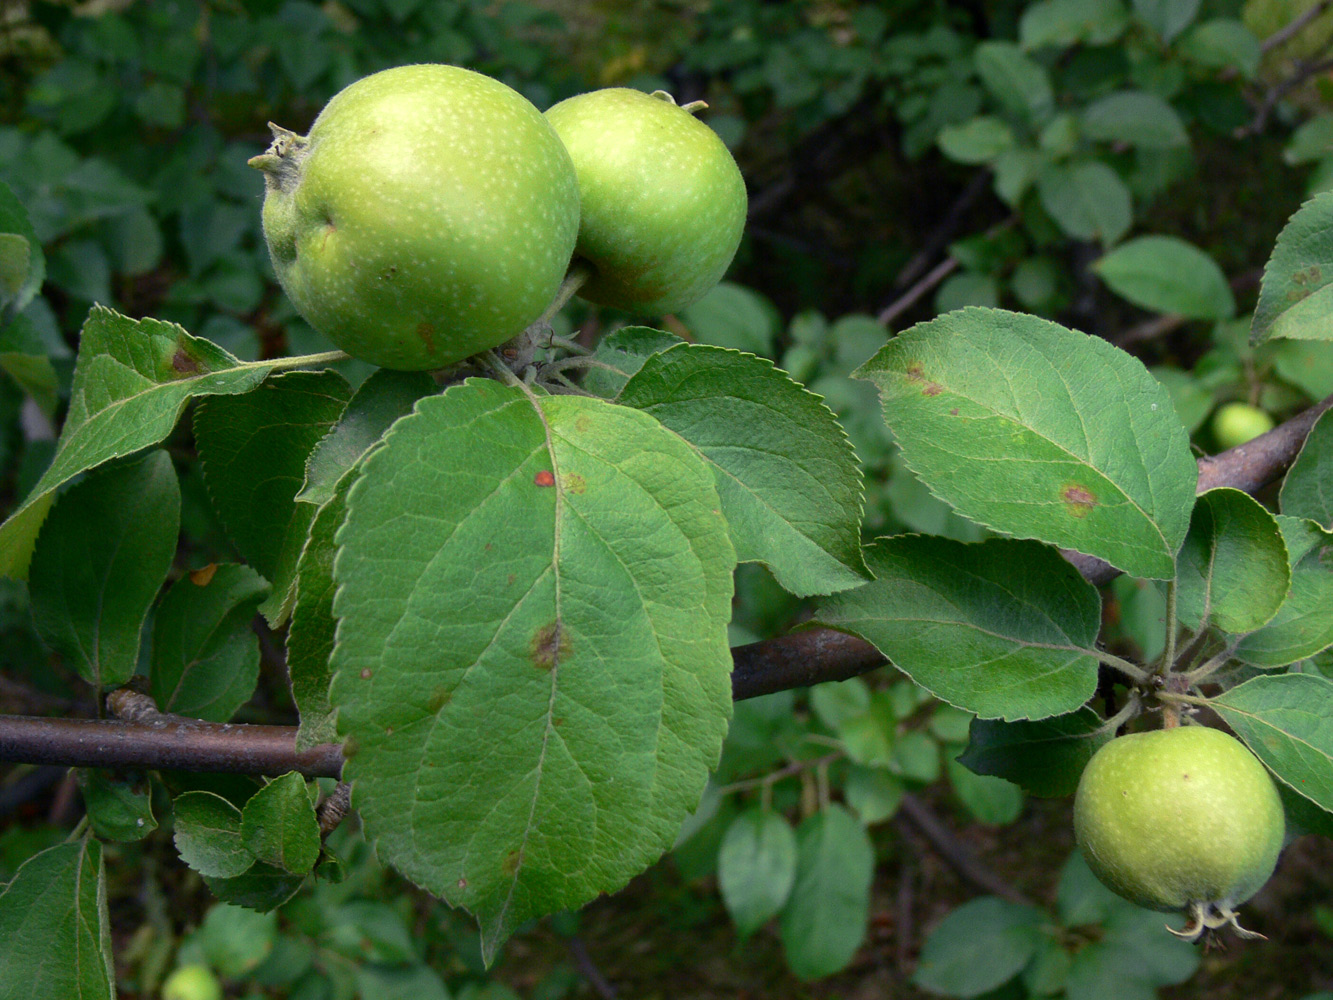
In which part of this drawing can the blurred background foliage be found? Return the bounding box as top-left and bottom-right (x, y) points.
(5, 0), (1333, 997)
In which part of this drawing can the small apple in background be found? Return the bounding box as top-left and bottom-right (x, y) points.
(161, 964), (222, 1000)
(1211, 401), (1275, 450)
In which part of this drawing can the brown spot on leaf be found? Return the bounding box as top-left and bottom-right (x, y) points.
(189, 564), (218, 586)
(562, 472), (586, 494)
(502, 848), (523, 876)
(507, 573), (516, 586)
(1061, 484), (1098, 517)
(172, 346), (201, 377)
(950, 408), (959, 416)
(457, 878), (467, 890)
(359, 668), (372, 680)
(531, 620), (570, 671)
(428, 688), (452, 714)
(534, 470), (555, 487)
(575, 414), (592, 433)
(904, 364), (943, 396)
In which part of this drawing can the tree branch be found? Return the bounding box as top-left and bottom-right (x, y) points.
(1, 393), (1328, 779)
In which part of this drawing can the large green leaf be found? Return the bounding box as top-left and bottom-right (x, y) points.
(0, 306), (276, 579)
(329, 379), (734, 961)
(194, 370), (351, 625)
(777, 806), (874, 980)
(1252, 191), (1333, 344)
(1175, 488), (1290, 634)
(0, 839), (115, 1000)
(1280, 408), (1333, 529)
(28, 450), (179, 689)
(853, 308), (1197, 580)
(1209, 673), (1333, 812)
(1093, 236), (1234, 320)
(812, 536), (1103, 721)
(617, 344), (870, 597)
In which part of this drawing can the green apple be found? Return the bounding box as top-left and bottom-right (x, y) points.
(1211, 401), (1275, 450)
(161, 964), (222, 1000)
(1074, 725), (1284, 938)
(251, 64), (580, 371)
(545, 87), (747, 315)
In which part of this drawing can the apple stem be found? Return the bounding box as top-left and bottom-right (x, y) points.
(539, 259), (595, 326)
(1159, 580), (1179, 680)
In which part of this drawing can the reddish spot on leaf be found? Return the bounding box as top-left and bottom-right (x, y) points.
(534, 470), (555, 487)
(359, 668), (372, 680)
(950, 408), (959, 416)
(189, 564), (218, 586)
(1061, 484), (1098, 518)
(531, 620), (570, 670)
(457, 878), (467, 890)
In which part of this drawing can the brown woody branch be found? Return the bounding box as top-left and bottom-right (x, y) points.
(1, 392), (1329, 779)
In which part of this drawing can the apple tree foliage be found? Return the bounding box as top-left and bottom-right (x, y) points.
(5, 1), (1333, 998)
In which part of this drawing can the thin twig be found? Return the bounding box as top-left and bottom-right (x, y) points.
(895, 794), (1032, 906)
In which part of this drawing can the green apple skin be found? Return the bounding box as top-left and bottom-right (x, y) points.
(1211, 401), (1276, 450)
(1074, 726), (1284, 914)
(161, 964), (222, 1000)
(544, 88), (747, 315)
(251, 64), (580, 371)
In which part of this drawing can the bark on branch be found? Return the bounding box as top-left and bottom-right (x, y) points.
(1, 393), (1329, 778)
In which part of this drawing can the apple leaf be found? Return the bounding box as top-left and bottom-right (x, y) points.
(1037, 160), (1132, 245)
(853, 308), (1197, 580)
(1252, 191), (1333, 344)
(0, 838), (115, 1000)
(1233, 527), (1333, 668)
(1081, 91), (1189, 149)
(298, 368), (434, 507)
(0, 179), (44, 323)
(194, 370), (351, 625)
(811, 535), (1103, 721)
(28, 449), (179, 690)
(958, 707), (1112, 797)
(78, 769), (157, 842)
(777, 806), (874, 980)
(241, 773), (320, 876)
(150, 564), (268, 721)
(913, 896), (1044, 998)
(583, 325), (686, 399)
(287, 474), (352, 750)
(1093, 235), (1234, 320)
(329, 378), (734, 961)
(618, 343), (870, 597)
(1175, 488), (1290, 634)
(0, 306), (278, 580)
(173, 790), (254, 879)
(1280, 408), (1333, 529)
(1209, 673), (1333, 812)
(718, 808), (798, 939)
